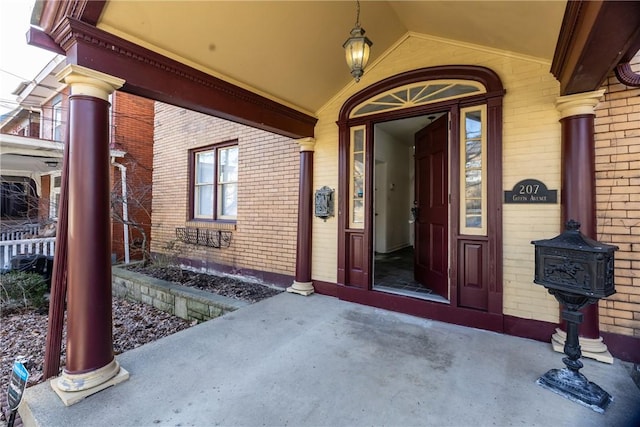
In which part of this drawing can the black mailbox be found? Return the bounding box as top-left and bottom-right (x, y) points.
(531, 219), (618, 413)
(532, 220), (617, 299)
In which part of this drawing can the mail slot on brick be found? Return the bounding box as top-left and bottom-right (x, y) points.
(532, 219), (617, 299)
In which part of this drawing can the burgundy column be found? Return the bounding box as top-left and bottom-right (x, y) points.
(66, 94), (114, 371)
(555, 89), (611, 362)
(287, 138), (315, 296)
(53, 65), (128, 400)
(561, 113), (598, 338)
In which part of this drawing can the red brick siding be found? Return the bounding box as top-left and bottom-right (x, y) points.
(110, 91), (155, 262)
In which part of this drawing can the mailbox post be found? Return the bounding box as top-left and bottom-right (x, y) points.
(531, 220), (618, 413)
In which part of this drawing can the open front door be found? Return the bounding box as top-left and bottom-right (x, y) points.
(414, 115), (448, 297)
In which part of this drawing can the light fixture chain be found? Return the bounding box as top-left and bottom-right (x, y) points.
(355, 0), (361, 27)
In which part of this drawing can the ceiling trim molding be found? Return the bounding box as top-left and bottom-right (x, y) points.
(551, 0), (640, 95)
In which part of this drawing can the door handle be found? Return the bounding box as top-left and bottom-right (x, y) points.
(410, 206), (419, 222)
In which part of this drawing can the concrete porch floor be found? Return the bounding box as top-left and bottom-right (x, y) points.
(20, 293), (640, 426)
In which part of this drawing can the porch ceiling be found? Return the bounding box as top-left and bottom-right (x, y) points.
(96, 1), (567, 115)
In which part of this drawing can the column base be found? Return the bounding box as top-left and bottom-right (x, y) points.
(52, 359), (129, 406)
(551, 328), (613, 364)
(287, 281), (315, 296)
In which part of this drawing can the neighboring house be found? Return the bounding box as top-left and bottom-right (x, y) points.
(24, 0), (640, 394)
(0, 55), (154, 263)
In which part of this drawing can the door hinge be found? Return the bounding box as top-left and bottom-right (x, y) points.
(448, 194), (451, 204)
(448, 120), (451, 130)
(448, 268), (452, 278)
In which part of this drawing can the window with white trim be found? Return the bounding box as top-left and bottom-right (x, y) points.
(191, 143), (238, 221)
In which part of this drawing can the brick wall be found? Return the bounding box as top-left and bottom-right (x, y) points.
(152, 104), (298, 285)
(110, 91), (155, 262)
(595, 52), (640, 338)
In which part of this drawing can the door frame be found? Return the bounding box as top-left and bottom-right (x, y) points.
(336, 65), (505, 320)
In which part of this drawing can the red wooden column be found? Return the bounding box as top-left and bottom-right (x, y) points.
(554, 89), (612, 363)
(287, 137), (315, 296)
(52, 65), (129, 403)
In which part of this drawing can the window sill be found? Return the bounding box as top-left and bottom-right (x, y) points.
(186, 220), (236, 231)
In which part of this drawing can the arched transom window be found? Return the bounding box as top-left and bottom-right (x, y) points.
(350, 80), (486, 118)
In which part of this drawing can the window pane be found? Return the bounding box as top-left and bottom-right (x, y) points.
(219, 183), (237, 217)
(196, 152), (215, 183)
(353, 129), (364, 152)
(353, 153), (364, 176)
(375, 94), (402, 104)
(465, 111), (482, 139)
(352, 199), (364, 224)
(465, 170), (482, 198)
(196, 185), (214, 217)
(466, 140), (482, 168)
(354, 177), (364, 198)
(218, 146), (238, 183)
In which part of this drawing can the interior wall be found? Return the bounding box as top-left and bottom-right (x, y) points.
(374, 127), (412, 253)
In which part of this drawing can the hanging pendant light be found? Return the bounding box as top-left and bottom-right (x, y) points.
(343, 0), (373, 83)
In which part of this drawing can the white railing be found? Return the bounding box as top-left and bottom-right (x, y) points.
(0, 237), (56, 270)
(0, 224), (41, 241)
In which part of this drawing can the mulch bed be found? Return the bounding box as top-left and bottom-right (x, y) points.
(124, 264), (282, 303)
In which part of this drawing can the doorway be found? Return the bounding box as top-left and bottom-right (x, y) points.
(372, 113), (449, 302)
(337, 66), (505, 324)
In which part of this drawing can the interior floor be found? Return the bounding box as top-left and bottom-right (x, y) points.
(373, 247), (448, 303)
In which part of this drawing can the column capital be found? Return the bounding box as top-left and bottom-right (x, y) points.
(297, 137), (316, 152)
(555, 89), (606, 119)
(56, 65), (125, 101)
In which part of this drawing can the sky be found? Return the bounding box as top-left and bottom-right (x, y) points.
(0, 0), (58, 117)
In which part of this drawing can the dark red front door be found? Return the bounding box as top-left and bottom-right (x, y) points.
(414, 115), (448, 297)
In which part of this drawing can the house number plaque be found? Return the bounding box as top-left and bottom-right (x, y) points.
(504, 179), (557, 204)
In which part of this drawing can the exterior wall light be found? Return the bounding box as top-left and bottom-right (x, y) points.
(343, 0), (372, 83)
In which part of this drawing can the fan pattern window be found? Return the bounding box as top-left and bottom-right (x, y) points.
(351, 81), (484, 118)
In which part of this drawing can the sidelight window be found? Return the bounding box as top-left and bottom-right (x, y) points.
(350, 126), (366, 228)
(460, 106), (487, 235)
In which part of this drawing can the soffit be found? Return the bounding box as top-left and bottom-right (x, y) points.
(97, 1), (566, 114)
